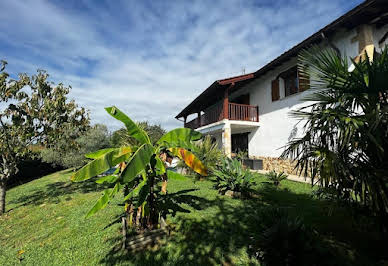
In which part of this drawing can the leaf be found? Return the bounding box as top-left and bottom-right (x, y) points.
(167, 170), (188, 181)
(85, 148), (117, 159)
(123, 178), (147, 201)
(136, 182), (150, 208)
(121, 144), (154, 183)
(95, 175), (118, 184)
(155, 156), (166, 175)
(71, 150), (116, 182)
(112, 146), (133, 163)
(72, 147), (132, 182)
(170, 148), (207, 176)
(105, 106), (150, 144)
(86, 190), (110, 217)
(157, 128), (201, 146)
(86, 183), (122, 217)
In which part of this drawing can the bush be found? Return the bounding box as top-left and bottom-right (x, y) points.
(251, 207), (336, 266)
(213, 157), (255, 196)
(41, 124), (111, 169)
(266, 170), (288, 187)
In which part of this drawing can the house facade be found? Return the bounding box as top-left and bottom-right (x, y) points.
(175, 0), (388, 173)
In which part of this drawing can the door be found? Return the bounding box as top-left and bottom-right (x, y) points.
(232, 133), (249, 153)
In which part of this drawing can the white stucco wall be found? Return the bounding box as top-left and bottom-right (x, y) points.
(227, 23), (387, 158)
(196, 22), (388, 159)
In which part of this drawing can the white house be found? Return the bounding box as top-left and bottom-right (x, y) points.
(175, 0), (388, 173)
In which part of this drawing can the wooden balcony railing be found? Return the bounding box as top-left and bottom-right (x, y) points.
(185, 102), (259, 129)
(228, 103), (259, 122)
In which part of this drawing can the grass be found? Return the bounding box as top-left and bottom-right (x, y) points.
(0, 170), (384, 265)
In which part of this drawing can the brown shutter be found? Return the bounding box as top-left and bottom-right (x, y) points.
(271, 79), (280, 101)
(298, 68), (310, 92)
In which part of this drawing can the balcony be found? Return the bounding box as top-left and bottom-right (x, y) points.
(184, 102), (259, 130)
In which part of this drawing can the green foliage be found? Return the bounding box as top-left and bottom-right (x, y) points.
(213, 157), (255, 195)
(40, 124), (110, 169)
(106, 106), (150, 144)
(111, 121), (166, 147)
(252, 207), (335, 266)
(266, 170), (288, 187)
(72, 106), (206, 230)
(178, 135), (223, 178)
(0, 61), (89, 214)
(281, 46), (388, 232)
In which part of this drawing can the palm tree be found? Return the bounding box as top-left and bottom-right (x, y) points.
(281, 46), (388, 235)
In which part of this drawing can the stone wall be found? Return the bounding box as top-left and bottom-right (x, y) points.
(254, 156), (305, 176)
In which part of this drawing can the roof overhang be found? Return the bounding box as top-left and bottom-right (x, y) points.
(175, 73), (255, 119)
(176, 0), (388, 120)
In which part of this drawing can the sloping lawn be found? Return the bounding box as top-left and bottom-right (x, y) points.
(0, 170), (383, 265)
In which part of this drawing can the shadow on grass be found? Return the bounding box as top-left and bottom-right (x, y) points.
(99, 184), (384, 266)
(9, 173), (107, 208)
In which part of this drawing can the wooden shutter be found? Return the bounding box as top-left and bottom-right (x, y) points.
(271, 79), (280, 101)
(298, 68), (310, 92)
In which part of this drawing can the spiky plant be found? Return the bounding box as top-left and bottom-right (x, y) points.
(281, 46), (388, 235)
(266, 170), (288, 187)
(213, 157), (255, 195)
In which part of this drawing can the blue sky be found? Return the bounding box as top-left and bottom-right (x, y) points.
(0, 0), (362, 130)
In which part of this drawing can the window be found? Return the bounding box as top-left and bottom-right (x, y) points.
(282, 67), (299, 97)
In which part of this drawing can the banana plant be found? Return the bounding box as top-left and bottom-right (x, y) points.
(71, 106), (207, 230)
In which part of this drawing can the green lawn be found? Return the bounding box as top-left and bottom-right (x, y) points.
(0, 170), (383, 265)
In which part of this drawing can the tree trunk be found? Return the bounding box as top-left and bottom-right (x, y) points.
(0, 180), (6, 215)
(121, 216), (127, 250)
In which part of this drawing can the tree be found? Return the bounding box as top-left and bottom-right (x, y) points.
(41, 124), (110, 169)
(71, 106), (207, 235)
(0, 61), (89, 214)
(111, 121), (166, 147)
(281, 46), (388, 234)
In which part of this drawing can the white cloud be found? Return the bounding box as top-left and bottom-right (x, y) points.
(0, 0), (362, 130)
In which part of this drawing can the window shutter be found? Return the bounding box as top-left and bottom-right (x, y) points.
(271, 79), (280, 101)
(298, 68), (310, 92)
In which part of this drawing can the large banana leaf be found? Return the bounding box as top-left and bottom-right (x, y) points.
(167, 170), (188, 180)
(86, 190), (110, 217)
(121, 144), (154, 183)
(71, 147), (132, 182)
(105, 106), (150, 144)
(85, 148), (117, 159)
(86, 183), (121, 217)
(136, 183), (150, 208)
(155, 156), (166, 175)
(95, 175), (118, 184)
(123, 178), (147, 201)
(170, 148), (208, 176)
(157, 128), (201, 146)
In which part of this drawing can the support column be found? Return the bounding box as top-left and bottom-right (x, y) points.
(197, 112), (201, 127)
(222, 121), (232, 158)
(223, 87), (229, 119)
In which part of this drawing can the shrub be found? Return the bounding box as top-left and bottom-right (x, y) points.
(41, 124), (111, 169)
(266, 170), (288, 187)
(251, 207), (335, 266)
(213, 157), (255, 196)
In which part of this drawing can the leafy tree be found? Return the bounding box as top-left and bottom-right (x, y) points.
(111, 121), (166, 147)
(0, 61), (89, 214)
(281, 46), (388, 234)
(71, 106), (207, 234)
(41, 124), (110, 169)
